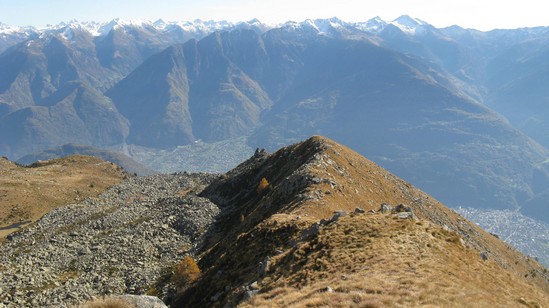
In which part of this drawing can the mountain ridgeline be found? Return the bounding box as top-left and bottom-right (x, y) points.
(0, 17), (548, 222)
(1, 136), (548, 306)
(176, 136), (549, 306)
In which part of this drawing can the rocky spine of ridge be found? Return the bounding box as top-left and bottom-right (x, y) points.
(174, 136), (549, 307)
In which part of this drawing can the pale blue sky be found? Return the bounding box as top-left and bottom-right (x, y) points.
(0, 0), (547, 31)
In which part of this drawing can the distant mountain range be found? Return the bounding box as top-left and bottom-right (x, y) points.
(0, 16), (548, 223)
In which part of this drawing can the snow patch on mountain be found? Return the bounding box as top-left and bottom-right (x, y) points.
(389, 15), (429, 34)
(355, 16), (386, 32)
(61, 27), (74, 40)
(278, 18), (349, 37)
(313, 17), (347, 35)
(354, 15), (431, 35)
(0, 23), (35, 36)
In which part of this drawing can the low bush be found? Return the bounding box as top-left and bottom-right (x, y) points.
(173, 256), (201, 288)
(257, 177), (270, 194)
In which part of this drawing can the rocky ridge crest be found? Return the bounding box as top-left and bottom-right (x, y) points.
(176, 136), (549, 306)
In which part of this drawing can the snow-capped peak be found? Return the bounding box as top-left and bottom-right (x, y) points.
(277, 18), (349, 37)
(153, 19), (167, 28)
(390, 15), (429, 34)
(354, 15), (431, 34)
(0, 23), (35, 35)
(313, 17), (347, 34)
(304, 19), (319, 30)
(163, 19), (235, 34)
(0, 15), (440, 44)
(96, 19), (122, 36)
(394, 15), (426, 27)
(354, 17), (387, 33)
(367, 16), (386, 29)
(93, 18), (156, 36)
(246, 18), (261, 25)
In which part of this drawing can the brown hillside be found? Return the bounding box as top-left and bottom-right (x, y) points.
(0, 155), (127, 238)
(174, 136), (549, 307)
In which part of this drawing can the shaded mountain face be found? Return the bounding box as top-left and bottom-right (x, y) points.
(174, 136), (549, 307)
(0, 81), (129, 159)
(0, 22), (200, 104)
(105, 44), (195, 147)
(0, 21), (264, 157)
(245, 36), (549, 216)
(483, 37), (549, 148)
(106, 30), (274, 147)
(93, 21), (191, 78)
(0, 28), (133, 159)
(371, 22), (549, 149)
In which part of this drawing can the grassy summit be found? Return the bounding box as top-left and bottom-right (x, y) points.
(0, 155), (127, 238)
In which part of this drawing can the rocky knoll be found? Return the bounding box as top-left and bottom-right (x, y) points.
(0, 172), (219, 306)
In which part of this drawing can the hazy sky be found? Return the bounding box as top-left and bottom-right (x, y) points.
(1, 0), (547, 31)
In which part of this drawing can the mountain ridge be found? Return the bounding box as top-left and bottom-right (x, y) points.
(1, 136), (547, 307)
(175, 135), (549, 306)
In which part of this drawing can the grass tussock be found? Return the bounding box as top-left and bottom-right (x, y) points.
(79, 297), (134, 308)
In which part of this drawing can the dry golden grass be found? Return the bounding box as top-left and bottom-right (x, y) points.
(283, 137), (549, 292)
(78, 296), (134, 308)
(174, 256), (202, 288)
(244, 214), (549, 307)
(0, 155), (127, 238)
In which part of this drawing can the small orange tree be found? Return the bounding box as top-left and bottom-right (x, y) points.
(173, 256), (201, 288)
(257, 177), (270, 193)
